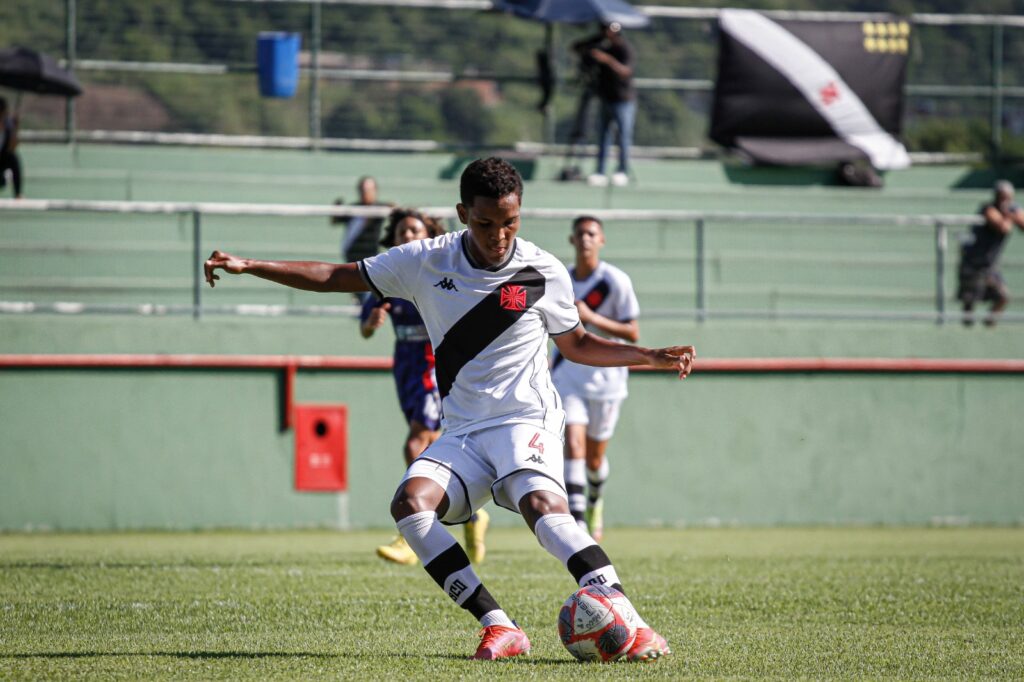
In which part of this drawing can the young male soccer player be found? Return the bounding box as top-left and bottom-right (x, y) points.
(551, 216), (639, 541)
(362, 208), (489, 565)
(204, 157), (694, 662)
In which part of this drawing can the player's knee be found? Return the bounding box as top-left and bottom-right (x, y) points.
(389, 479), (446, 521)
(518, 490), (569, 529)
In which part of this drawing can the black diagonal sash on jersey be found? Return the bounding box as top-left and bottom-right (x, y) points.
(434, 265), (546, 399)
(552, 277), (610, 372)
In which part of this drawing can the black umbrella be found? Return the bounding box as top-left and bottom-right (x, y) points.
(492, 0), (650, 29)
(0, 46), (83, 97)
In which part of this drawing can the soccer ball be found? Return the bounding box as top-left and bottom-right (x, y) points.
(558, 584), (638, 662)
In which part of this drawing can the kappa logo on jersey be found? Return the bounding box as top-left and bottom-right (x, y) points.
(526, 454), (545, 465)
(500, 284), (528, 311)
(434, 277), (459, 292)
(434, 265), (545, 399)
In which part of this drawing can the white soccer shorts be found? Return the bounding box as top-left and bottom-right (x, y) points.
(561, 392), (623, 442)
(400, 423), (566, 524)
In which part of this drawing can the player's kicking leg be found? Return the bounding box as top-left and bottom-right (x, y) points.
(377, 419), (438, 566)
(389, 468), (529, 660)
(509, 472), (671, 663)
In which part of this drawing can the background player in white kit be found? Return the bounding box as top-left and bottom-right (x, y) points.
(552, 216), (639, 541)
(204, 158), (694, 662)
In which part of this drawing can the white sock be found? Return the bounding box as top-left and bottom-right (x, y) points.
(396, 511), (453, 564)
(479, 609), (516, 628)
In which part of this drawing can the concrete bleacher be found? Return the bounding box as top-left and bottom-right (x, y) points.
(2, 143), (1023, 347)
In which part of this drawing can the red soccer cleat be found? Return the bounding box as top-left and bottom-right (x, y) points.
(626, 626), (671, 662)
(471, 625), (531, 660)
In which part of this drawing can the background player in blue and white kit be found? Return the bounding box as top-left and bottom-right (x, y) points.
(552, 216), (639, 541)
(362, 208), (489, 566)
(204, 158), (695, 663)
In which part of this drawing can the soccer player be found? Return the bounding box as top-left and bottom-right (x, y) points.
(363, 208), (489, 565)
(204, 157), (694, 662)
(551, 216), (639, 541)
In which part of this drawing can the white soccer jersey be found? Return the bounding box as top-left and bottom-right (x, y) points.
(360, 230), (581, 436)
(551, 260), (640, 401)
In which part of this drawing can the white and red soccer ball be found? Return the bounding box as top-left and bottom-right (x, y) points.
(558, 584), (639, 662)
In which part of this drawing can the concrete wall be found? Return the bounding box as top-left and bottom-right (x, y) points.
(2, 316), (1022, 531)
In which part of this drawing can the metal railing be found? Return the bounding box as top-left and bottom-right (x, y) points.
(18, 0), (1024, 157)
(3, 198), (1016, 325)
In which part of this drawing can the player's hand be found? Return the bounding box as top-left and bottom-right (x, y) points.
(575, 300), (595, 325)
(650, 345), (696, 380)
(204, 250), (247, 288)
(589, 49), (609, 63)
(367, 302), (391, 329)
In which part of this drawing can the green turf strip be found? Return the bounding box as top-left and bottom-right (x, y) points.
(1, 528), (1022, 679)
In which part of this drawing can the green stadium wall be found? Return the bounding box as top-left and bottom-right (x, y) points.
(1, 316), (1022, 531)
(1, 145), (1022, 530)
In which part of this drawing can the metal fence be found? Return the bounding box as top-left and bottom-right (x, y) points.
(3, 198), (1018, 325)
(2, 1), (1023, 158)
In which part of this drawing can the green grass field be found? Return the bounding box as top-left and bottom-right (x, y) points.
(1, 527), (1022, 679)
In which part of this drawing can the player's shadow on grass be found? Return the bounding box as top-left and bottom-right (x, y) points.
(7, 651), (571, 664)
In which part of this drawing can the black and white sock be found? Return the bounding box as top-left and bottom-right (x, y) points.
(533, 512), (649, 628)
(564, 458), (587, 528)
(397, 511), (513, 627)
(586, 458), (610, 507)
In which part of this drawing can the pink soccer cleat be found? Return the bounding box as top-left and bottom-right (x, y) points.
(626, 626), (671, 662)
(471, 625), (531, 660)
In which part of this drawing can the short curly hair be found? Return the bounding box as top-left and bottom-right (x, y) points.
(459, 157), (524, 206)
(379, 207), (446, 247)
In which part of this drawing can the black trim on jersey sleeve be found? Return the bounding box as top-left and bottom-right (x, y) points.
(434, 265), (546, 399)
(549, 320), (581, 337)
(357, 260), (385, 300)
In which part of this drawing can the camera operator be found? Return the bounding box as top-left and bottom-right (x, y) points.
(571, 22), (636, 187)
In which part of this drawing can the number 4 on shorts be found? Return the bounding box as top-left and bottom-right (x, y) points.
(528, 432), (544, 454)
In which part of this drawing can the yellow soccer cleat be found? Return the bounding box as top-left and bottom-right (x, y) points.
(376, 535), (418, 565)
(464, 508), (490, 564)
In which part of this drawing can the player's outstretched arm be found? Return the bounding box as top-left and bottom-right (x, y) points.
(204, 250), (369, 293)
(553, 326), (695, 379)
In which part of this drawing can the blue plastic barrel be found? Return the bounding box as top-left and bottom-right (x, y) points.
(257, 32), (301, 98)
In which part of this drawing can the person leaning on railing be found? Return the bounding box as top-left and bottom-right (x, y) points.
(958, 180), (1024, 327)
(0, 97), (22, 199)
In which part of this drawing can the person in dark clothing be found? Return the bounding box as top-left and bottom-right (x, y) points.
(332, 176), (389, 263)
(332, 176), (390, 304)
(958, 180), (1024, 327)
(572, 23), (636, 188)
(0, 97), (23, 199)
